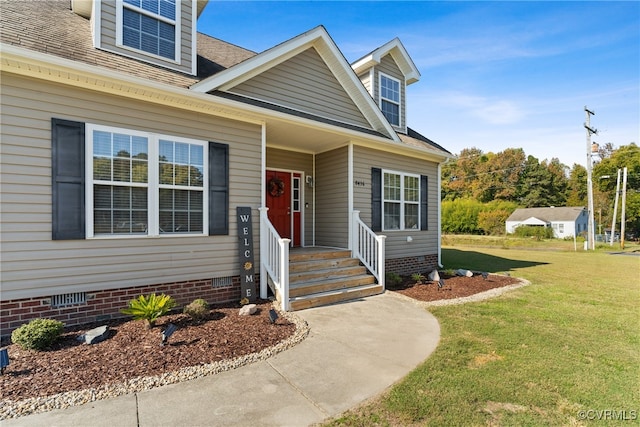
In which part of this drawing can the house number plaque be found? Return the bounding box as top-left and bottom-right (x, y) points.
(237, 207), (256, 302)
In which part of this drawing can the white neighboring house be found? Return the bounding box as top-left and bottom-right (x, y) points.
(506, 207), (588, 239)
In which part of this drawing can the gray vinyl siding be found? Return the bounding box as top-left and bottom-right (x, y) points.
(315, 147), (349, 248)
(266, 148), (314, 246)
(98, 1), (194, 75)
(358, 71), (372, 96)
(353, 145), (438, 259)
(373, 55), (406, 133)
(230, 48), (371, 129)
(0, 74), (262, 300)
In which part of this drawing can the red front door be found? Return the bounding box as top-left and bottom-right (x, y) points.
(266, 170), (292, 242)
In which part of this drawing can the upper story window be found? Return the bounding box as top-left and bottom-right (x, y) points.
(120, 0), (177, 60)
(87, 124), (207, 237)
(383, 170), (420, 230)
(380, 73), (401, 126)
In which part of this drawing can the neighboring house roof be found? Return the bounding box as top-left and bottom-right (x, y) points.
(351, 38), (421, 85)
(0, 0), (255, 88)
(191, 25), (401, 142)
(506, 207), (586, 223)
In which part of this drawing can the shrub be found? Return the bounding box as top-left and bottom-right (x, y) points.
(513, 225), (554, 240)
(386, 272), (402, 287)
(184, 298), (210, 321)
(11, 318), (64, 350)
(121, 293), (176, 328)
(411, 273), (425, 284)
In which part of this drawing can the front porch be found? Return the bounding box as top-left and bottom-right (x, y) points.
(287, 247), (383, 310)
(260, 209), (386, 311)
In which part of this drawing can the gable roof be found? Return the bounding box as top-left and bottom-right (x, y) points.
(351, 38), (421, 85)
(399, 128), (452, 157)
(190, 26), (401, 141)
(507, 207), (586, 222)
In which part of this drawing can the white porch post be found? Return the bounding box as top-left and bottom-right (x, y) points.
(347, 142), (354, 251)
(260, 123), (267, 299)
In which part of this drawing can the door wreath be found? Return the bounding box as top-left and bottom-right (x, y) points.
(268, 177), (285, 197)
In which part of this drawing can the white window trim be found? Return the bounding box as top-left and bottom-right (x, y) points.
(85, 123), (208, 239)
(378, 72), (402, 127)
(115, 0), (181, 64)
(382, 169), (420, 231)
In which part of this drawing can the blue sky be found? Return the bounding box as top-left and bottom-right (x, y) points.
(198, 1), (639, 168)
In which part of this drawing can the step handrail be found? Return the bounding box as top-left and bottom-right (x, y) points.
(259, 207), (290, 311)
(351, 210), (386, 288)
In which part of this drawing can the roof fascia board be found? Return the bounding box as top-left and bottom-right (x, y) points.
(0, 44), (406, 147)
(191, 26), (401, 142)
(351, 138), (451, 164)
(0, 43), (266, 126)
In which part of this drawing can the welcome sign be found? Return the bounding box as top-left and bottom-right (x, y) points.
(237, 207), (256, 302)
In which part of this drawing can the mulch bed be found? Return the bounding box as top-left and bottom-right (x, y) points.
(387, 273), (520, 301)
(0, 300), (294, 402)
(1, 273), (520, 403)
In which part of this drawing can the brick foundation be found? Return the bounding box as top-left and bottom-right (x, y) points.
(1, 277), (244, 338)
(385, 254), (439, 276)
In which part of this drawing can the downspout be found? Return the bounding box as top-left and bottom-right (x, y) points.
(437, 159), (449, 268)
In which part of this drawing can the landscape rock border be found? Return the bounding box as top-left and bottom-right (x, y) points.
(0, 306), (310, 420)
(389, 275), (530, 307)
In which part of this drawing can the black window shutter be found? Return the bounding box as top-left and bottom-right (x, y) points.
(420, 174), (428, 231)
(371, 167), (382, 232)
(51, 118), (85, 240)
(209, 142), (229, 235)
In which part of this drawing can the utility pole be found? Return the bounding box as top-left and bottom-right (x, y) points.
(610, 168), (621, 246)
(621, 167), (628, 250)
(584, 106), (598, 250)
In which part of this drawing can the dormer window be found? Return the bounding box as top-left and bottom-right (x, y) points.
(379, 73), (401, 126)
(119, 0), (178, 61)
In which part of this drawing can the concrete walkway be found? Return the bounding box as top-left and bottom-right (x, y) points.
(3, 293), (440, 427)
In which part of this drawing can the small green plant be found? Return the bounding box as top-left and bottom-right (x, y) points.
(386, 272), (402, 287)
(184, 298), (210, 321)
(411, 273), (426, 284)
(11, 318), (64, 350)
(121, 293), (176, 328)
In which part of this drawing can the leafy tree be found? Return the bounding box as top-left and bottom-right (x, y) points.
(593, 143), (640, 236)
(441, 198), (484, 234)
(517, 156), (568, 207)
(566, 163), (587, 207)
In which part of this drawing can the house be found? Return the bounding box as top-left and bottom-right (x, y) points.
(506, 207), (588, 239)
(0, 0), (452, 335)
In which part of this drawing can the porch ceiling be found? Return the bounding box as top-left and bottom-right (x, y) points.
(265, 117), (356, 153)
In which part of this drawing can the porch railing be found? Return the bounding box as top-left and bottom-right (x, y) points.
(351, 210), (386, 289)
(259, 207), (290, 311)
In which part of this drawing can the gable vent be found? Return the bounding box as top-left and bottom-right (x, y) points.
(51, 292), (87, 308)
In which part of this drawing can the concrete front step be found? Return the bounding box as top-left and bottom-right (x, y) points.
(290, 283), (384, 311)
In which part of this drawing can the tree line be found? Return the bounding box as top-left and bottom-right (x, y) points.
(441, 143), (640, 238)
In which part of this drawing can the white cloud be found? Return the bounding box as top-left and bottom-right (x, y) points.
(428, 92), (525, 125)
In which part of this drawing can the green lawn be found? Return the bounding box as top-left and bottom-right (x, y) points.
(326, 247), (640, 426)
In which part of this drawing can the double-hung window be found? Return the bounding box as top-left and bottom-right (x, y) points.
(380, 73), (401, 126)
(383, 171), (420, 230)
(87, 124), (207, 237)
(120, 0), (177, 60)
